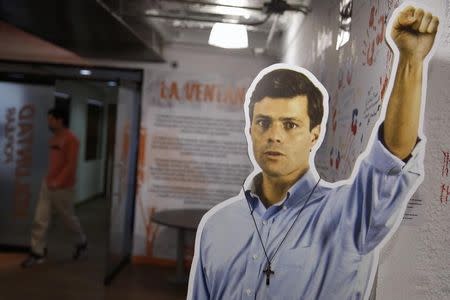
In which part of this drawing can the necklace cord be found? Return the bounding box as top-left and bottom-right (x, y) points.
(243, 177), (321, 271)
(243, 189), (271, 262)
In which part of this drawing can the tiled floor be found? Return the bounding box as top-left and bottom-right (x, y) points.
(0, 198), (187, 300)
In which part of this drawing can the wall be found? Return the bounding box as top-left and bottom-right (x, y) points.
(132, 44), (275, 261)
(282, 0), (449, 299)
(55, 80), (117, 203)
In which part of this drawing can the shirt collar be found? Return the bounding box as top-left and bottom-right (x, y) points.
(243, 169), (318, 210)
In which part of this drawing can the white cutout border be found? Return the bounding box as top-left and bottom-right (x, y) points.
(187, 2), (442, 299)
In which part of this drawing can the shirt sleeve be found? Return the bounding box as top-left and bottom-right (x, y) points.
(187, 224), (210, 300)
(336, 131), (425, 254)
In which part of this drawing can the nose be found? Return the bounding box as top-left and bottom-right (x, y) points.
(266, 122), (284, 143)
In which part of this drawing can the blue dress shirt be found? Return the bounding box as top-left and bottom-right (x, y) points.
(188, 137), (425, 300)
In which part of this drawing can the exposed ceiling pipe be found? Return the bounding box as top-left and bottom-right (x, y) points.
(123, 0), (310, 26)
(161, 0), (263, 11)
(265, 14), (279, 49)
(161, 0), (311, 14)
(143, 11), (271, 26)
(264, 0), (311, 14)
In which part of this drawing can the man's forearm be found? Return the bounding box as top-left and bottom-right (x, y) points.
(384, 56), (423, 160)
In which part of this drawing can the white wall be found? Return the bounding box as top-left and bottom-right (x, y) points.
(55, 80), (117, 203)
(282, 0), (450, 299)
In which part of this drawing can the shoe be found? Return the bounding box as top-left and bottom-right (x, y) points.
(21, 251), (46, 268)
(73, 241), (88, 260)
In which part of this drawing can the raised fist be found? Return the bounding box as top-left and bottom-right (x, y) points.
(391, 6), (439, 60)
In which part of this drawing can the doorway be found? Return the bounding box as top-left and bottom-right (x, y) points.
(0, 62), (142, 295)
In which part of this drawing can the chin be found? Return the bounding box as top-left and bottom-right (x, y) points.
(261, 168), (287, 178)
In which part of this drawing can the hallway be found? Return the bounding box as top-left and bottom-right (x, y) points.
(0, 198), (187, 300)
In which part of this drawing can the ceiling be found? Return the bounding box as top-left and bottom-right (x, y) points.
(0, 0), (165, 62)
(106, 0), (311, 57)
(0, 0), (311, 62)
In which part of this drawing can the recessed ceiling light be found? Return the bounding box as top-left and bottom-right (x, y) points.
(208, 23), (248, 49)
(80, 69), (92, 76)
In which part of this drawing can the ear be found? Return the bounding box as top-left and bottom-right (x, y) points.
(310, 125), (321, 147)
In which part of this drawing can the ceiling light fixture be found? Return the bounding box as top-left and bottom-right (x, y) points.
(208, 23), (248, 49)
(80, 69), (92, 76)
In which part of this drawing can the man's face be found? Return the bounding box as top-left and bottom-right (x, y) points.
(250, 96), (320, 181)
(47, 115), (62, 132)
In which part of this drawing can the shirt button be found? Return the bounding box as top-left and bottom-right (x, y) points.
(262, 220), (267, 225)
(246, 289), (252, 296)
(283, 205), (287, 210)
(252, 254), (258, 260)
(388, 166), (401, 175)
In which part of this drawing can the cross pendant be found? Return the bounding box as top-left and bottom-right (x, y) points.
(263, 263), (274, 286)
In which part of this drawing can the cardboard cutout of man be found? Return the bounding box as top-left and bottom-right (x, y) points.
(188, 4), (440, 299)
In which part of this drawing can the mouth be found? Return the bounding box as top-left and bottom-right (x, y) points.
(264, 151), (284, 157)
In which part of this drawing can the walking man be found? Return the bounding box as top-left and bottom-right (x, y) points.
(22, 108), (87, 268)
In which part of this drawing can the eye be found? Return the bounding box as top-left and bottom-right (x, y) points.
(284, 121), (298, 129)
(256, 119), (270, 129)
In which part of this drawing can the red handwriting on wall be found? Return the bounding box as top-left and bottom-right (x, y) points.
(379, 75), (389, 101)
(346, 67), (353, 85)
(329, 147), (340, 170)
(362, 5), (386, 66)
(440, 151), (450, 203)
(332, 108), (337, 132)
(440, 184), (449, 204)
(338, 58), (353, 91)
(442, 151), (449, 177)
(330, 148), (334, 168)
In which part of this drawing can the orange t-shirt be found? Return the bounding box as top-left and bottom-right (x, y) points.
(46, 129), (79, 188)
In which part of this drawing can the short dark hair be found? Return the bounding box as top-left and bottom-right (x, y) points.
(249, 69), (324, 130)
(48, 107), (69, 127)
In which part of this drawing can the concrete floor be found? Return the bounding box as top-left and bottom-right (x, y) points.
(0, 198), (187, 300)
